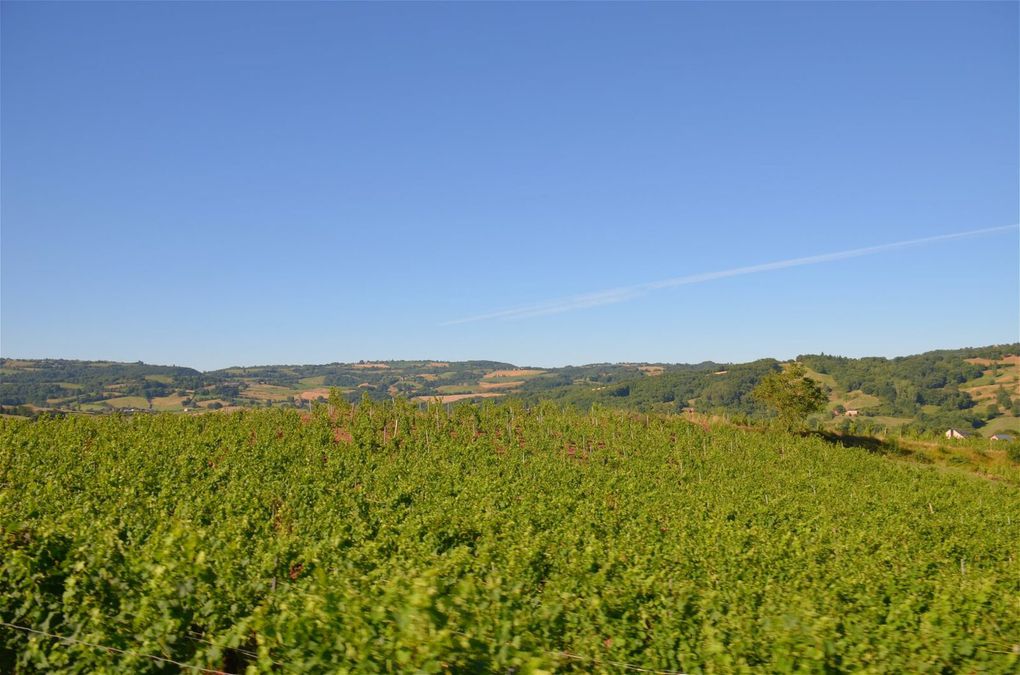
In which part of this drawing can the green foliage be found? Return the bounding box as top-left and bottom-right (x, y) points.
(2, 343), (1017, 434)
(2, 405), (1018, 672)
(996, 387), (1012, 411)
(518, 360), (779, 417)
(752, 363), (828, 430)
(0, 359), (212, 407)
(797, 347), (1012, 420)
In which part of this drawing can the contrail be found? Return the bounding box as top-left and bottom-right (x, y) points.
(442, 224), (1018, 325)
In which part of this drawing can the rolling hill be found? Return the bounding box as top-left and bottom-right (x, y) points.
(1, 343), (1017, 436)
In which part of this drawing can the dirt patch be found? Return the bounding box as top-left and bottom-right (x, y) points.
(428, 362), (449, 368)
(482, 369), (545, 379)
(299, 388), (331, 401)
(412, 393), (504, 403)
(639, 366), (664, 376)
(352, 362), (389, 369)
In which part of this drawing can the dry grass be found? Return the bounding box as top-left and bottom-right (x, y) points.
(298, 388), (332, 401)
(1, 359), (38, 369)
(639, 366), (664, 376)
(352, 362), (390, 370)
(967, 355), (1020, 367)
(965, 384), (1006, 402)
(244, 384), (299, 402)
(151, 395), (188, 411)
(103, 396), (150, 409)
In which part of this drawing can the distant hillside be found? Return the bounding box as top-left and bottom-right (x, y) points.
(513, 345), (1019, 437)
(2, 344), (1017, 436)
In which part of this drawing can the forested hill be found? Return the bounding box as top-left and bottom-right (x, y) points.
(1, 343), (1017, 436)
(532, 344), (1019, 436)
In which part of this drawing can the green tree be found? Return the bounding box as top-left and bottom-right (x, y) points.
(995, 386), (1012, 411)
(752, 363), (828, 431)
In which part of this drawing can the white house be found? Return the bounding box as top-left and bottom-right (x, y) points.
(945, 428), (970, 440)
(990, 433), (1014, 442)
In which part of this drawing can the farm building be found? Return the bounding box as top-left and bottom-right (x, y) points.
(945, 428), (970, 439)
(990, 433), (1015, 442)
(844, 409), (860, 417)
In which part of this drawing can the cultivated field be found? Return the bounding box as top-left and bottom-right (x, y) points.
(2, 403), (1018, 672)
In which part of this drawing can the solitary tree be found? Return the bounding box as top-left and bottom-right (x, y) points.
(995, 386), (1012, 411)
(752, 362), (828, 431)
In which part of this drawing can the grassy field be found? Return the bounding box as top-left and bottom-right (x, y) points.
(435, 384), (478, 394)
(242, 384), (300, 402)
(2, 403), (1018, 673)
(961, 356), (1020, 400)
(839, 391), (880, 409)
(981, 415), (1020, 436)
(102, 396), (150, 409)
(150, 395), (188, 412)
(799, 365), (836, 389)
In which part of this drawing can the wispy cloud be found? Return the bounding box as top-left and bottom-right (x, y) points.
(442, 224), (1018, 325)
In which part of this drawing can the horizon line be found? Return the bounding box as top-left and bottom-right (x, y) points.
(4, 338), (1020, 373)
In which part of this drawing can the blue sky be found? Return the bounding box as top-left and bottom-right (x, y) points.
(2, 1), (1017, 371)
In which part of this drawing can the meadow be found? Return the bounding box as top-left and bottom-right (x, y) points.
(2, 400), (1018, 673)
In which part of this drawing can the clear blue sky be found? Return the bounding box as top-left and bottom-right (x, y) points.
(2, 1), (1017, 371)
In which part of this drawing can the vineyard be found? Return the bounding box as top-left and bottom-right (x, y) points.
(2, 400), (1019, 673)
